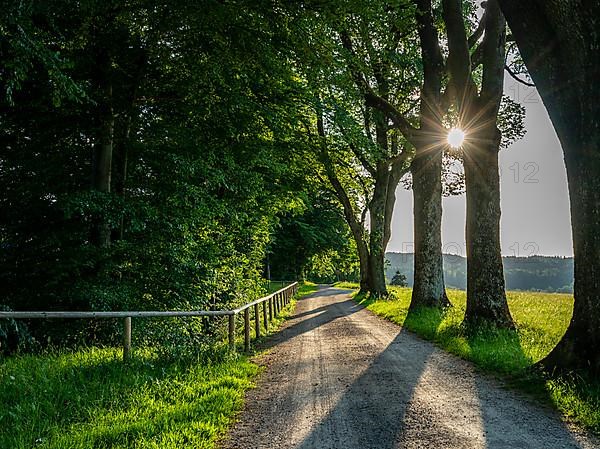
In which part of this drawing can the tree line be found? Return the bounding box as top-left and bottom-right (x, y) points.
(386, 253), (574, 293)
(1, 0), (598, 375)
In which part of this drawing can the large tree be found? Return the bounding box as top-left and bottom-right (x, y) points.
(443, 0), (514, 328)
(313, 106), (410, 297)
(315, 0), (451, 305)
(497, 1), (600, 373)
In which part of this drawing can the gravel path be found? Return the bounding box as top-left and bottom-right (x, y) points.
(223, 286), (598, 449)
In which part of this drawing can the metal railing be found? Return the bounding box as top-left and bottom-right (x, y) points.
(0, 282), (299, 360)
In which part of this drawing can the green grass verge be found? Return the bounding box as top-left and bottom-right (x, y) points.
(0, 282), (317, 449)
(335, 282), (600, 433)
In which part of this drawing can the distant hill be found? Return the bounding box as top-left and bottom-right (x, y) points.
(385, 253), (574, 293)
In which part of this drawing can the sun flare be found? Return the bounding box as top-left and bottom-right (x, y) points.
(447, 128), (465, 148)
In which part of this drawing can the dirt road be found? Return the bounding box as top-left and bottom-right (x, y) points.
(223, 286), (598, 449)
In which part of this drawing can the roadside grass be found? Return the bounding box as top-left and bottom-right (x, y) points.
(335, 282), (600, 433)
(0, 281), (316, 449)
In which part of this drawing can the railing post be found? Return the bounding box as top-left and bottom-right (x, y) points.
(123, 316), (132, 361)
(244, 308), (250, 352)
(254, 303), (260, 338)
(269, 296), (273, 321)
(228, 314), (236, 352)
(263, 301), (269, 331)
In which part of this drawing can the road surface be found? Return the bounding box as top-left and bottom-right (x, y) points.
(223, 286), (598, 449)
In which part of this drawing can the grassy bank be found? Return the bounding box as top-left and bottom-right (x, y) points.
(0, 282), (318, 449)
(336, 282), (600, 433)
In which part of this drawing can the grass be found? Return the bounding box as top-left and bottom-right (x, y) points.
(0, 281), (318, 449)
(335, 282), (600, 433)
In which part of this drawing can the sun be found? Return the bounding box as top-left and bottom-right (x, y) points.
(447, 127), (465, 148)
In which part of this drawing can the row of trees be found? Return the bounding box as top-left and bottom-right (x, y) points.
(287, 0), (524, 324)
(1, 0), (598, 374)
(286, 0), (598, 375)
(0, 0), (357, 348)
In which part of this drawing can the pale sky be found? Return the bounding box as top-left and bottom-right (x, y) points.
(388, 74), (574, 257)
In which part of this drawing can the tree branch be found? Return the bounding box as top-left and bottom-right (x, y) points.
(468, 12), (486, 48)
(504, 64), (535, 87)
(340, 30), (418, 141)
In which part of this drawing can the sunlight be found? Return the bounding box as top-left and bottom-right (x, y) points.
(447, 128), (466, 148)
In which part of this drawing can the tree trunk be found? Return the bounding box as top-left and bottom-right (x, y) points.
(355, 231), (371, 295)
(463, 121), (514, 328)
(368, 164), (389, 298)
(463, 0), (514, 329)
(498, 0), (600, 373)
(545, 150), (600, 373)
(410, 0), (449, 310)
(410, 146), (450, 309)
(321, 149), (372, 295)
(91, 81), (114, 248)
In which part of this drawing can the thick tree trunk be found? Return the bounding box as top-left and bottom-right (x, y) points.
(463, 1), (513, 329)
(498, 0), (600, 373)
(409, 0), (449, 310)
(410, 145), (450, 309)
(463, 122), (514, 328)
(545, 149), (600, 373)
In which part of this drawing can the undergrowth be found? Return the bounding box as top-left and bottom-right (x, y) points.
(0, 282), (317, 448)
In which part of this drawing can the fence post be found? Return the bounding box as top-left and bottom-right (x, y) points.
(263, 301), (269, 331)
(244, 308), (250, 352)
(123, 316), (132, 361)
(269, 296), (273, 321)
(228, 314), (236, 352)
(254, 303), (260, 338)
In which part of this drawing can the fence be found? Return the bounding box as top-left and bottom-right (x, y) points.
(0, 282), (299, 360)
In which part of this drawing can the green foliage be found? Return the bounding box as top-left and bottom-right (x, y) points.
(0, 1), (332, 349)
(390, 270), (408, 286)
(0, 306), (37, 355)
(269, 189), (359, 283)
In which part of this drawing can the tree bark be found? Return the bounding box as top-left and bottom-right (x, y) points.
(498, 0), (600, 372)
(411, 145), (449, 308)
(91, 79), (114, 248)
(443, 0), (513, 327)
(463, 119), (513, 327)
(410, 0), (450, 309)
(368, 162), (390, 298)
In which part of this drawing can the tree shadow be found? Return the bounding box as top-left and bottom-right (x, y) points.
(290, 298), (593, 448)
(465, 328), (596, 448)
(294, 324), (440, 448)
(261, 288), (361, 351)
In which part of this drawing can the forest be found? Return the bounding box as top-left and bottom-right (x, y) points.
(386, 253), (574, 292)
(1, 0), (600, 447)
